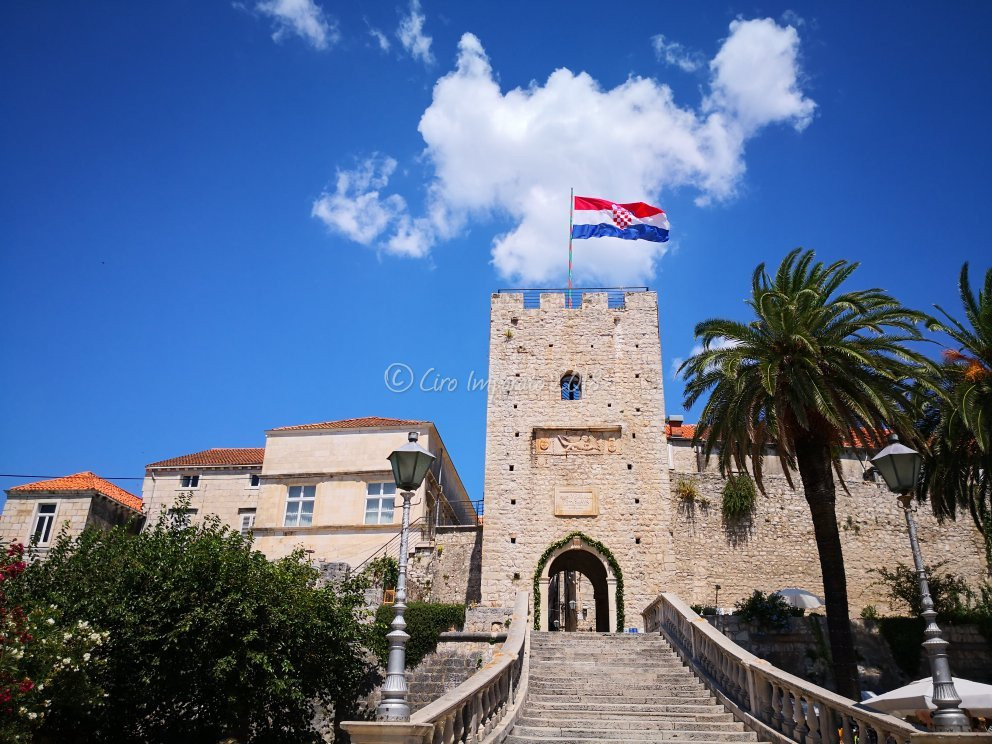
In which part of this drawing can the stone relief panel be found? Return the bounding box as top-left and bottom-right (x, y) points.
(554, 485), (599, 517)
(532, 427), (622, 456)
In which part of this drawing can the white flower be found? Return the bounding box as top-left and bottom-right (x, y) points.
(83, 652), (91, 662)
(45, 618), (55, 625)
(62, 657), (71, 665)
(27, 712), (37, 720)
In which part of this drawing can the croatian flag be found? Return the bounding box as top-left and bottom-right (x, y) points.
(571, 196), (670, 243)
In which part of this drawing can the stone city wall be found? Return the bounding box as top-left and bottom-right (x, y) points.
(667, 471), (988, 615)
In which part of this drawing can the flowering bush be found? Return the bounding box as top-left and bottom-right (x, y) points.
(0, 544), (107, 741)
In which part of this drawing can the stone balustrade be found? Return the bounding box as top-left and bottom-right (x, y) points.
(343, 590), (529, 744)
(643, 593), (990, 744)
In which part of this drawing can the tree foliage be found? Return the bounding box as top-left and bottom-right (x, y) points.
(9, 508), (379, 744)
(871, 560), (973, 617)
(920, 263), (992, 569)
(733, 590), (803, 631)
(371, 602), (465, 669)
(679, 248), (933, 699)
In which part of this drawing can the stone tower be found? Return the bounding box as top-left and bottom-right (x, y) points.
(480, 289), (675, 630)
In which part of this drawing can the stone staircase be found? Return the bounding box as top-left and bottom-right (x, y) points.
(506, 632), (761, 744)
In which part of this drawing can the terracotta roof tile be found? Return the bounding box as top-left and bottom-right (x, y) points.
(272, 416), (427, 432)
(146, 448), (265, 469)
(664, 422), (882, 450)
(665, 423), (697, 439)
(9, 472), (142, 512)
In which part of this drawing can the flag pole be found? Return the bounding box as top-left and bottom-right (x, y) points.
(567, 187), (574, 309)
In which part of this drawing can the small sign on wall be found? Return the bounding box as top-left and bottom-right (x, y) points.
(554, 485), (599, 517)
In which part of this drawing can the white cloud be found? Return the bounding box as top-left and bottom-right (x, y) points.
(369, 27), (391, 52)
(315, 18), (816, 283)
(311, 156), (414, 250)
(704, 18), (815, 134)
(256, 0), (338, 49)
(396, 0), (433, 64)
(651, 34), (703, 73)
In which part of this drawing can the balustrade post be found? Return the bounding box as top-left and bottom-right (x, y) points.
(817, 699), (835, 744)
(793, 694), (811, 744)
(782, 689), (796, 738)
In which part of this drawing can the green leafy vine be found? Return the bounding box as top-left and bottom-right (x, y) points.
(531, 532), (625, 631)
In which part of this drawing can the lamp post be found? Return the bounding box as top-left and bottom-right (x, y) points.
(377, 431), (435, 722)
(871, 433), (970, 732)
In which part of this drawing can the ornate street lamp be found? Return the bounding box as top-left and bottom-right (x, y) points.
(871, 433), (969, 732)
(377, 431), (435, 722)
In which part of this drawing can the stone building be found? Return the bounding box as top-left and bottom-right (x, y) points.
(251, 416), (476, 571)
(0, 471), (144, 554)
(479, 288), (988, 630)
(143, 417), (478, 575)
(142, 448), (265, 535)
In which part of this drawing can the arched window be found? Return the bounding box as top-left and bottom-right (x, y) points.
(561, 372), (581, 400)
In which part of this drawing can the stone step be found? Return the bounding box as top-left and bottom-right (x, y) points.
(523, 703), (731, 717)
(517, 716), (748, 731)
(508, 728), (756, 743)
(528, 682), (706, 695)
(527, 693), (717, 706)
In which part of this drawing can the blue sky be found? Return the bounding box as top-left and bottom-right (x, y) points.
(2, 1), (990, 510)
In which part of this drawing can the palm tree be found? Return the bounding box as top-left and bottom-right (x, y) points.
(679, 249), (933, 699)
(920, 264), (992, 569)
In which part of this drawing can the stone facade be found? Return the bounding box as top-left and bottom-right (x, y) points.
(668, 471), (988, 615)
(479, 288), (987, 631)
(253, 422), (474, 571)
(1, 472), (144, 553)
(481, 290), (675, 629)
(141, 468), (261, 534)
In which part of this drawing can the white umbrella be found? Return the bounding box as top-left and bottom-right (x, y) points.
(774, 587), (824, 609)
(863, 677), (992, 717)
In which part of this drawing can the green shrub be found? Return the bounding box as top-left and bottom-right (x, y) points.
(690, 604), (717, 616)
(734, 590), (802, 630)
(860, 605), (879, 622)
(871, 560), (973, 616)
(674, 479), (700, 503)
(9, 506), (378, 744)
(372, 602), (465, 669)
(722, 474), (757, 522)
(360, 556), (399, 590)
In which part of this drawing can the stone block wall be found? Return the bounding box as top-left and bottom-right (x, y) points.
(668, 471), (988, 614)
(0, 493), (95, 550)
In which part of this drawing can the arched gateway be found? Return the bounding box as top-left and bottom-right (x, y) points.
(535, 534), (622, 632)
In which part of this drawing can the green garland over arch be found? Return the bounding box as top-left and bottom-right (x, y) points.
(532, 531), (625, 631)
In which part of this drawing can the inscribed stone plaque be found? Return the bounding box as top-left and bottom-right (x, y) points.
(554, 485), (599, 517)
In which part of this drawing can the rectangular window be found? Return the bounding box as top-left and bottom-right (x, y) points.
(180, 474), (199, 489)
(284, 485), (315, 527)
(364, 482), (397, 525)
(248, 474), (260, 488)
(32, 503), (57, 545)
(240, 510), (256, 536)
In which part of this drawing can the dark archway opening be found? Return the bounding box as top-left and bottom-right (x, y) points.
(546, 548), (609, 632)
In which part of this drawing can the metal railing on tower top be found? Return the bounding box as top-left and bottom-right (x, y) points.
(496, 286), (648, 309)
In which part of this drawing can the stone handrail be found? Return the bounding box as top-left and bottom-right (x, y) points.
(643, 593), (989, 744)
(344, 591), (530, 744)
